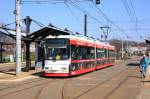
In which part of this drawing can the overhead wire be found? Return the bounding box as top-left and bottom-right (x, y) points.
(68, 0), (105, 25)
(0, 19), (25, 31)
(129, 0), (138, 26)
(67, 0), (108, 39)
(31, 19), (46, 27)
(21, 0), (91, 4)
(121, 0), (141, 40)
(121, 0), (135, 25)
(120, 0), (137, 26)
(88, 2), (128, 38)
(20, 0), (139, 41)
(21, 0), (105, 27)
(2, 21), (16, 27)
(21, 0), (68, 4)
(66, 0), (128, 40)
(128, 0), (139, 38)
(64, 2), (81, 24)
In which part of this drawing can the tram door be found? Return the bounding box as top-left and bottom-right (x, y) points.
(35, 45), (45, 69)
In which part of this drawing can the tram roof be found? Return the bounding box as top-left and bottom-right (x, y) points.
(27, 26), (70, 42)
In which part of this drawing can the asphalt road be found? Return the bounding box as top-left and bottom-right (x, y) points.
(0, 59), (143, 99)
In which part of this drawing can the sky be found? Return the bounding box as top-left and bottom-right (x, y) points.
(0, 0), (150, 42)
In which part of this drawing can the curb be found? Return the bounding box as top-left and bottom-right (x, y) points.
(0, 75), (39, 82)
(0, 70), (43, 83)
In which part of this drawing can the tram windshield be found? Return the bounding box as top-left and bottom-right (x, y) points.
(44, 38), (70, 60)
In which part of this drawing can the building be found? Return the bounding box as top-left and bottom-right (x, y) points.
(0, 28), (26, 62)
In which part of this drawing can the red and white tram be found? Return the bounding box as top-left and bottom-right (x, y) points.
(43, 34), (115, 77)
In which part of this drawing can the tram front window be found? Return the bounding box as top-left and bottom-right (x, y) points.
(44, 38), (70, 60)
(45, 47), (70, 60)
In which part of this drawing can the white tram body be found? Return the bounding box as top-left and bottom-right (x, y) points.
(43, 34), (115, 77)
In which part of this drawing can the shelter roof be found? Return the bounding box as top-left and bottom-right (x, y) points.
(145, 39), (150, 44)
(27, 26), (70, 42)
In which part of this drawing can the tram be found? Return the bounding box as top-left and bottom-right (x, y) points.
(42, 33), (115, 77)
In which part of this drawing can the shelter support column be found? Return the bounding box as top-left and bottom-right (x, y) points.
(25, 41), (31, 72)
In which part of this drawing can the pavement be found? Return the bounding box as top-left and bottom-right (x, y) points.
(136, 71), (150, 99)
(0, 63), (43, 83)
(0, 72), (42, 82)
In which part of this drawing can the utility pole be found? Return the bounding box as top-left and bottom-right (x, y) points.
(121, 39), (124, 59)
(24, 16), (32, 72)
(84, 14), (87, 36)
(15, 0), (21, 75)
(100, 26), (109, 60)
(126, 36), (129, 55)
(100, 26), (110, 42)
(0, 41), (2, 63)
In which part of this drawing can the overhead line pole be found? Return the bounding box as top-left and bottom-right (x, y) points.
(25, 16), (32, 72)
(100, 26), (110, 42)
(84, 14), (87, 36)
(121, 39), (124, 59)
(15, 0), (22, 75)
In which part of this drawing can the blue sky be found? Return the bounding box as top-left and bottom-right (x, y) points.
(0, 0), (150, 42)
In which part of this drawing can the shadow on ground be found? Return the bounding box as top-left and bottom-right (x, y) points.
(127, 63), (139, 67)
(0, 67), (37, 76)
(32, 71), (44, 77)
(141, 80), (150, 83)
(0, 69), (16, 75)
(129, 75), (143, 79)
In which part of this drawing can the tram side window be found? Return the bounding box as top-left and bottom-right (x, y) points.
(71, 45), (80, 60)
(104, 49), (108, 58)
(108, 50), (110, 58)
(109, 50), (115, 58)
(80, 46), (87, 59)
(86, 47), (95, 59)
(96, 48), (105, 58)
(71, 45), (95, 60)
(71, 45), (86, 60)
(108, 50), (111, 58)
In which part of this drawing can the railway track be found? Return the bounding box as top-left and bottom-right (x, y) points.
(0, 77), (60, 98)
(61, 65), (139, 99)
(0, 60), (142, 99)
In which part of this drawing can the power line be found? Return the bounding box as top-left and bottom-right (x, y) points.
(0, 19), (25, 28)
(69, 1), (128, 40)
(22, 0), (104, 25)
(129, 0), (138, 26)
(120, 0), (137, 26)
(128, 0), (139, 36)
(69, 1), (105, 25)
(64, 3), (81, 24)
(111, 28), (150, 31)
(2, 21), (16, 27)
(120, 0), (140, 39)
(69, 1), (128, 39)
(89, 2), (128, 37)
(21, 0), (134, 40)
(21, 0), (92, 4)
(31, 19), (46, 27)
(121, 0), (133, 23)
